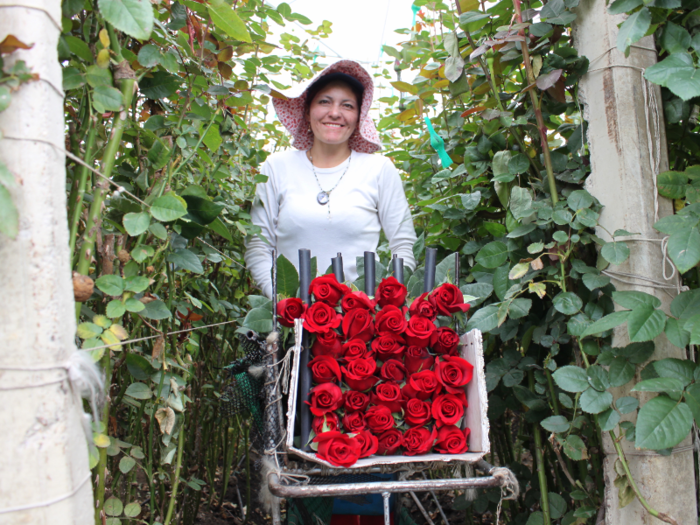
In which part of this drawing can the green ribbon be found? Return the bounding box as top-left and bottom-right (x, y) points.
(411, 4), (420, 27)
(424, 116), (453, 168)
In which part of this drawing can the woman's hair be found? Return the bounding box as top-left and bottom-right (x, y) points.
(304, 72), (365, 113)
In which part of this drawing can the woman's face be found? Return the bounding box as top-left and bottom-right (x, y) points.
(306, 82), (360, 148)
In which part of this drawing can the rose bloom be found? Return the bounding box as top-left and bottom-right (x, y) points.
(277, 298), (305, 327)
(433, 326), (460, 356)
(404, 398), (432, 427)
(404, 346), (435, 375)
(314, 431), (362, 467)
(365, 405), (395, 433)
(344, 390), (370, 412)
(434, 425), (470, 454)
(371, 332), (406, 362)
(379, 359), (407, 382)
(309, 274), (350, 306)
(308, 355), (341, 384)
(403, 426), (437, 456)
(342, 339), (374, 362)
(370, 382), (403, 414)
(312, 413), (340, 434)
(307, 383), (344, 416)
(432, 393), (466, 427)
(405, 315), (437, 348)
(435, 355), (474, 393)
(429, 283), (471, 316)
(406, 370), (442, 401)
(353, 430), (379, 458)
(375, 276), (408, 308)
(342, 411), (367, 433)
(377, 429), (404, 455)
(341, 358), (379, 391)
(342, 308), (375, 342)
(304, 302), (342, 334)
(311, 330), (342, 358)
(341, 291), (376, 314)
(375, 305), (408, 334)
(408, 292), (437, 321)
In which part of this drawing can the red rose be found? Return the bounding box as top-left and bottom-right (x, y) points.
(403, 426), (437, 456)
(307, 383), (344, 416)
(344, 390), (370, 412)
(342, 339), (375, 362)
(365, 405), (395, 433)
(405, 370), (442, 401)
(434, 425), (470, 454)
(379, 359), (406, 382)
(341, 291), (376, 314)
(342, 411), (367, 433)
(404, 398), (432, 427)
(404, 346), (435, 375)
(377, 429), (404, 455)
(375, 305), (408, 334)
(341, 358), (379, 391)
(408, 293), (437, 321)
(313, 413), (340, 434)
(433, 327), (460, 356)
(312, 330), (342, 358)
(309, 274), (350, 306)
(371, 382), (403, 413)
(405, 315), (437, 347)
(304, 302), (342, 334)
(353, 430), (379, 458)
(277, 298), (305, 327)
(342, 308), (375, 342)
(314, 431), (362, 467)
(429, 283), (470, 316)
(308, 355), (341, 384)
(376, 276), (408, 308)
(435, 355), (474, 394)
(432, 393), (466, 427)
(371, 332), (406, 362)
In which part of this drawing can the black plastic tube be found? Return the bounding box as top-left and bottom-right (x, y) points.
(298, 249), (312, 451)
(364, 251), (376, 296)
(392, 255), (404, 284)
(424, 247), (437, 292)
(331, 253), (344, 282)
(454, 252), (460, 287)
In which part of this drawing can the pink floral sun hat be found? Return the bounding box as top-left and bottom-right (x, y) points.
(272, 60), (382, 153)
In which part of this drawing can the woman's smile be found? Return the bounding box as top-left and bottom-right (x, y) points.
(307, 84), (359, 146)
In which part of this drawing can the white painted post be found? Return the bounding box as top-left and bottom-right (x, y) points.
(0, 1), (94, 523)
(574, 1), (698, 523)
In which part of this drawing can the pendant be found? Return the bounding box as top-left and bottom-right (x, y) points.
(317, 191), (329, 205)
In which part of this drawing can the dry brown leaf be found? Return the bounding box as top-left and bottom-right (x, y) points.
(530, 258), (544, 270)
(152, 336), (164, 360)
(155, 407), (175, 434)
(0, 35), (33, 55)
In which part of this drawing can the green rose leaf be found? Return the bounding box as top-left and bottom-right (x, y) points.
(98, 0), (154, 40)
(635, 396), (693, 450)
(96, 274), (125, 296)
(601, 241), (630, 265)
(475, 241), (509, 269)
(552, 292), (582, 315)
(208, 0), (252, 42)
(552, 366), (589, 393)
(580, 387), (613, 414)
(582, 310), (631, 337)
(627, 305), (666, 342)
(123, 211), (151, 236)
(167, 249), (204, 274)
(125, 382), (152, 400)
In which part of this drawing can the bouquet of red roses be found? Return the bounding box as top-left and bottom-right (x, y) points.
(277, 274), (474, 467)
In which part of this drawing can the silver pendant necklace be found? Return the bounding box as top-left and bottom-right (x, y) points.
(308, 152), (352, 206)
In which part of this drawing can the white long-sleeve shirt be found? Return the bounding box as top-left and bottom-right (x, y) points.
(244, 150), (417, 298)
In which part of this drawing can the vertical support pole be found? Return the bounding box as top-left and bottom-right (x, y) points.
(331, 252), (344, 283)
(382, 492), (391, 525)
(298, 249), (312, 451)
(424, 247), (437, 292)
(392, 254), (404, 284)
(364, 251), (376, 297)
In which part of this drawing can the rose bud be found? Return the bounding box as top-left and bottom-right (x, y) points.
(307, 383), (344, 416)
(341, 358), (379, 391)
(277, 298), (305, 327)
(341, 291), (376, 314)
(314, 430), (362, 467)
(375, 276), (408, 308)
(429, 283), (471, 316)
(408, 292), (437, 321)
(407, 370), (442, 401)
(435, 355), (474, 393)
(434, 425), (470, 454)
(342, 338), (375, 362)
(303, 302), (342, 334)
(405, 315), (437, 348)
(432, 393), (466, 427)
(353, 430), (379, 458)
(309, 274), (350, 307)
(404, 346), (435, 375)
(342, 411), (367, 433)
(371, 332), (406, 362)
(365, 405), (395, 433)
(370, 382), (403, 414)
(375, 305), (408, 334)
(433, 326), (460, 356)
(379, 359), (406, 383)
(308, 355), (342, 384)
(377, 429), (404, 455)
(342, 308), (375, 342)
(344, 390), (370, 412)
(313, 413), (340, 435)
(403, 426), (437, 456)
(312, 330), (343, 358)
(404, 398), (432, 427)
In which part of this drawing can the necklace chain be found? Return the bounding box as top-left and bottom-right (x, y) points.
(308, 151), (352, 208)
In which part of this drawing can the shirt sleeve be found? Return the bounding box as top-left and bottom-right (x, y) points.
(376, 158), (418, 271)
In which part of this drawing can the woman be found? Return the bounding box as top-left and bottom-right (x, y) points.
(245, 60), (417, 298)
